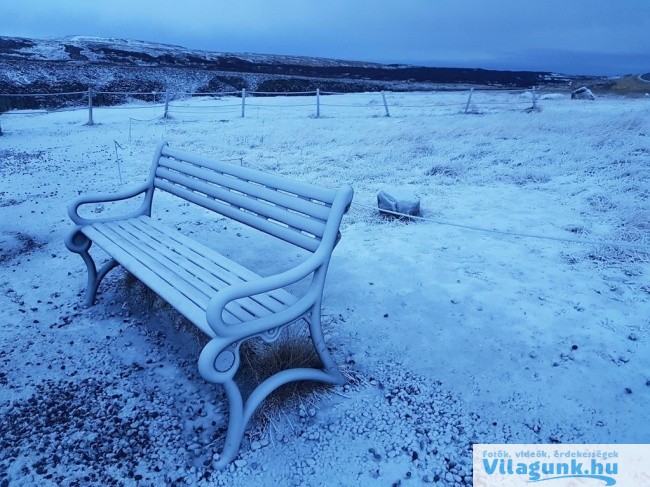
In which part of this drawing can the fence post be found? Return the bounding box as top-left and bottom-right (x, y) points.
(464, 88), (474, 114)
(532, 87), (538, 110)
(87, 87), (94, 125)
(316, 88), (320, 118)
(164, 91), (169, 119)
(241, 88), (246, 118)
(381, 91), (390, 117)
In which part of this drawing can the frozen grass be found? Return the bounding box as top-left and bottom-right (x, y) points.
(0, 91), (648, 486)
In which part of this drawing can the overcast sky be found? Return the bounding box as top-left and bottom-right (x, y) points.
(2, 0), (649, 75)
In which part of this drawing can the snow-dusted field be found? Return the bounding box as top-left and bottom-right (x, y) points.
(1, 91), (648, 486)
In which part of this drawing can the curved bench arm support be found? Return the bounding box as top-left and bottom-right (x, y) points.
(67, 181), (154, 226)
(206, 249), (330, 339)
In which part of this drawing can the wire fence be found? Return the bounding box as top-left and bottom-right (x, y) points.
(0, 86), (547, 130)
(1, 88), (645, 258)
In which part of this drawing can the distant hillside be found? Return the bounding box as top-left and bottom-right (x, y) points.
(0, 35), (596, 110)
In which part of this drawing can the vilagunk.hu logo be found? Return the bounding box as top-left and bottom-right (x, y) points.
(473, 444), (649, 486)
(483, 457), (617, 484)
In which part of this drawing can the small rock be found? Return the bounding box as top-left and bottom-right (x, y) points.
(251, 441), (261, 451)
(234, 459), (247, 468)
(571, 87), (596, 100)
(377, 188), (421, 218)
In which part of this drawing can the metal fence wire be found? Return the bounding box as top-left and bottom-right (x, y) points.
(0, 87), (545, 126)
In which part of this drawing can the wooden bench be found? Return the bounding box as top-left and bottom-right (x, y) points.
(65, 141), (354, 467)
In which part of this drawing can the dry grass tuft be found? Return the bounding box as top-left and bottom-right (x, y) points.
(236, 325), (332, 429)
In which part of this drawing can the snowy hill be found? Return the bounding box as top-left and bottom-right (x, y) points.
(0, 35), (585, 109)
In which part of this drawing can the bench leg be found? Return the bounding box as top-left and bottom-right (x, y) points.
(211, 366), (345, 469)
(212, 379), (246, 469)
(198, 339), (246, 468)
(65, 229), (119, 306)
(198, 318), (346, 468)
(307, 304), (345, 384)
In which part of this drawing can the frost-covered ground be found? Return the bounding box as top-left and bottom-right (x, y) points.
(0, 91), (649, 486)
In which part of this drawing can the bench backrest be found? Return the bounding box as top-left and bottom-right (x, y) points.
(148, 143), (353, 253)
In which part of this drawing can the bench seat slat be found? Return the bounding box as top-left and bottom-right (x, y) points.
(158, 157), (332, 221)
(120, 219), (283, 320)
(91, 220), (293, 324)
(82, 217), (299, 335)
(109, 220), (262, 324)
(155, 166), (327, 237)
(82, 225), (217, 333)
(128, 216), (297, 311)
(85, 223), (216, 313)
(86, 222), (261, 327)
(155, 179), (321, 252)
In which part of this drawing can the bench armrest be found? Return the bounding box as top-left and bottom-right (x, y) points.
(67, 182), (153, 226)
(206, 250), (330, 339)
